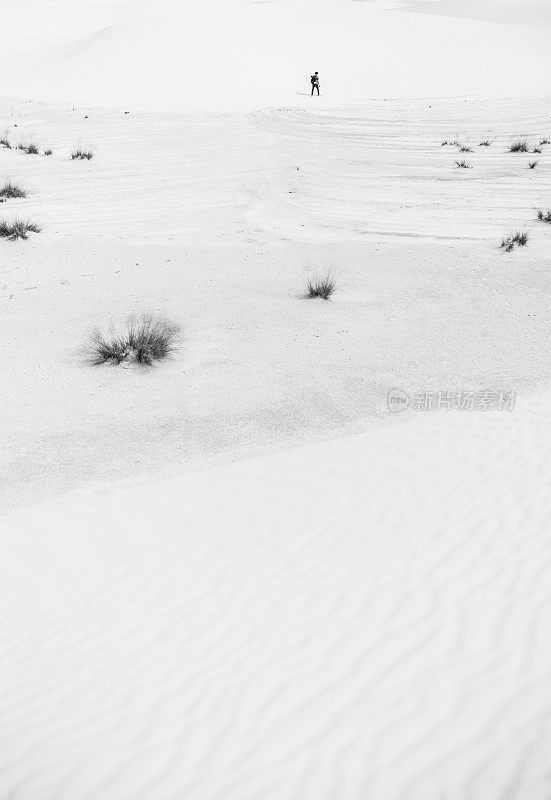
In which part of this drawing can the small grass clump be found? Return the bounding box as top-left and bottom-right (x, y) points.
(536, 209), (551, 223)
(501, 230), (529, 252)
(0, 181), (26, 199)
(305, 274), (336, 300)
(90, 313), (181, 367)
(43, 148), (53, 156)
(540, 138), (551, 146)
(0, 219), (41, 241)
(71, 148), (93, 160)
(479, 140), (492, 147)
(24, 142), (40, 155)
(441, 139), (460, 147)
(509, 140), (529, 153)
(0, 136), (11, 149)
(455, 160), (472, 169)
(459, 145), (473, 153)
(528, 161), (538, 169)
(533, 147), (542, 154)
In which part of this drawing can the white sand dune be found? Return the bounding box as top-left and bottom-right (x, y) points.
(1, 95), (550, 513)
(2, 388), (551, 800)
(409, 0), (551, 25)
(1, 0), (551, 109)
(2, 1), (551, 798)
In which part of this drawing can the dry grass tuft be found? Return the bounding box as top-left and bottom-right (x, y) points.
(89, 313), (181, 366)
(71, 148), (94, 160)
(305, 274), (336, 300)
(0, 219), (41, 241)
(536, 209), (551, 223)
(509, 140), (529, 153)
(0, 181), (26, 199)
(501, 230), (529, 252)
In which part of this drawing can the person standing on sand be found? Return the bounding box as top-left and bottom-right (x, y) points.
(310, 71), (320, 96)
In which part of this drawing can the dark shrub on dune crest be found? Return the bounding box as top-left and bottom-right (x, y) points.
(90, 313), (181, 367)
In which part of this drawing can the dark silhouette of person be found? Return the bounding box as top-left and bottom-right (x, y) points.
(311, 71), (320, 96)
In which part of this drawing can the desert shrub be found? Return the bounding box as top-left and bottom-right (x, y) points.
(509, 140), (529, 153)
(536, 209), (551, 223)
(0, 137), (11, 149)
(479, 140), (492, 147)
(501, 230), (529, 252)
(0, 219), (41, 241)
(0, 181), (26, 199)
(24, 142), (39, 155)
(441, 139), (460, 147)
(305, 274), (336, 300)
(455, 160), (471, 169)
(540, 138), (551, 146)
(459, 145), (473, 153)
(528, 161), (538, 169)
(15, 143), (26, 151)
(89, 331), (129, 365)
(71, 148), (93, 160)
(43, 148), (53, 156)
(533, 147), (542, 154)
(90, 313), (181, 366)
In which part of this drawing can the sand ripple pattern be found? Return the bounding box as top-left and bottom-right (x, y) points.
(1, 392), (551, 799)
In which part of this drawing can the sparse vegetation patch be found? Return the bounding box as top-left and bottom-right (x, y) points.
(90, 314), (181, 367)
(501, 230), (529, 252)
(305, 274), (336, 300)
(528, 161), (538, 169)
(21, 142), (40, 155)
(509, 140), (529, 153)
(536, 209), (551, 223)
(455, 160), (472, 169)
(0, 181), (26, 199)
(0, 219), (41, 241)
(71, 148), (93, 160)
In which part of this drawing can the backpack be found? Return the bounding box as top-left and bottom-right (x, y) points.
(311, 74), (318, 85)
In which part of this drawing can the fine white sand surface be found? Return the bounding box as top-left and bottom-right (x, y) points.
(1, 0), (551, 109)
(2, 388), (551, 800)
(1, 1), (551, 798)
